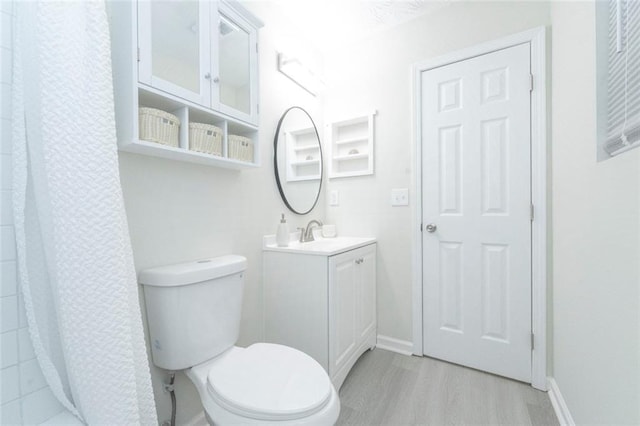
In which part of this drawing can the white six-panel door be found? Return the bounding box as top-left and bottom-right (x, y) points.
(421, 43), (532, 382)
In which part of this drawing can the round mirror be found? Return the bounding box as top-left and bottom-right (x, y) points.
(274, 107), (323, 215)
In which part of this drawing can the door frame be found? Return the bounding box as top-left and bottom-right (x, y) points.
(411, 27), (548, 391)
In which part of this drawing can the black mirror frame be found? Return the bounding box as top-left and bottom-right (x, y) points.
(273, 106), (323, 215)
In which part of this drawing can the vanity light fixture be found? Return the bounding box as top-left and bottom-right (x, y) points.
(277, 52), (322, 96)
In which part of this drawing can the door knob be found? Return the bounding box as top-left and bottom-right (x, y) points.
(425, 223), (437, 233)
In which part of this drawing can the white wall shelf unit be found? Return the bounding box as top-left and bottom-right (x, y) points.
(328, 112), (376, 178)
(286, 126), (322, 181)
(107, 0), (262, 170)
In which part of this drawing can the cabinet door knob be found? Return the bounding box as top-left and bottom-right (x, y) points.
(204, 74), (219, 83)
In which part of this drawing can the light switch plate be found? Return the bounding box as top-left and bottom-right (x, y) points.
(391, 188), (409, 206)
(329, 190), (339, 206)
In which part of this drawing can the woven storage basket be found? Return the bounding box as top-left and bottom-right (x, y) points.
(228, 135), (254, 162)
(189, 122), (223, 156)
(138, 107), (180, 147)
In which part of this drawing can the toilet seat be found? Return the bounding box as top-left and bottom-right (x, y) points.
(206, 343), (333, 421)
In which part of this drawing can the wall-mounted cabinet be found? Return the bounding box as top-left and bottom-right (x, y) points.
(328, 112), (376, 178)
(108, 0), (262, 169)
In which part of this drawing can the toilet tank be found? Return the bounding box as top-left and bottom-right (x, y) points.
(139, 255), (247, 370)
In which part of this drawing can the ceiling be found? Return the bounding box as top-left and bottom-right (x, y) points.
(271, 0), (454, 51)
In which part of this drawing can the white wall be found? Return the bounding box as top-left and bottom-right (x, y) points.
(550, 2), (640, 423)
(324, 1), (551, 343)
(323, 2), (640, 422)
(117, 3), (326, 424)
(0, 3), (66, 424)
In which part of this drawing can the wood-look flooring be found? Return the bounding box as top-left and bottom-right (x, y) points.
(336, 348), (559, 426)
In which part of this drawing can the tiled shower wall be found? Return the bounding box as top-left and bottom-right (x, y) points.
(1, 3), (64, 424)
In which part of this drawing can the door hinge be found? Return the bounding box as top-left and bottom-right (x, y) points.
(531, 333), (535, 350)
(420, 223), (423, 232)
(530, 204), (534, 222)
(137, 47), (140, 62)
(529, 74), (534, 92)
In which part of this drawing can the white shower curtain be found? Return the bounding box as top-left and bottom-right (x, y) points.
(11, 1), (158, 424)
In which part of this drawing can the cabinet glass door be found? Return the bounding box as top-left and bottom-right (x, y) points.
(215, 5), (258, 124)
(138, 1), (211, 106)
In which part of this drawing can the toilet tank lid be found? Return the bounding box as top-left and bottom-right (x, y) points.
(139, 255), (247, 287)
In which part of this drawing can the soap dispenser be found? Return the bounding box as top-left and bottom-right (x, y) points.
(276, 213), (289, 247)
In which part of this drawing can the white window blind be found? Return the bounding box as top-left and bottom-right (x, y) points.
(604, 0), (640, 156)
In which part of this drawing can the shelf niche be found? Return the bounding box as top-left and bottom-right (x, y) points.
(328, 112), (376, 178)
(286, 126), (322, 182)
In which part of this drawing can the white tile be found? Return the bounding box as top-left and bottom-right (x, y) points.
(0, 47), (11, 84)
(19, 358), (45, 395)
(0, 2), (13, 16)
(1, 190), (11, 225)
(1, 260), (16, 297)
(0, 295), (17, 332)
(1, 118), (11, 155)
(21, 387), (63, 425)
(1, 399), (22, 425)
(0, 225), (15, 261)
(1, 330), (17, 368)
(38, 410), (82, 426)
(1, 153), (10, 190)
(18, 327), (34, 362)
(0, 365), (19, 403)
(0, 83), (9, 120)
(0, 12), (11, 49)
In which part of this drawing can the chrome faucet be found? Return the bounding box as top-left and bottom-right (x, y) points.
(299, 219), (323, 242)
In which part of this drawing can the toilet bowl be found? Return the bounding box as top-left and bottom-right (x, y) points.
(186, 344), (339, 425)
(139, 255), (340, 425)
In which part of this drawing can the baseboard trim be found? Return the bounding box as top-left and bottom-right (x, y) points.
(376, 335), (413, 356)
(547, 377), (575, 426)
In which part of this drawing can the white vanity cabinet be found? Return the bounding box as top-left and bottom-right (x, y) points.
(107, 0), (262, 169)
(263, 242), (377, 390)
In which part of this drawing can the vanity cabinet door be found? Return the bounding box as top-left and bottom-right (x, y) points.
(329, 244), (377, 387)
(137, 0), (212, 106)
(357, 245), (377, 342)
(329, 251), (358, 378)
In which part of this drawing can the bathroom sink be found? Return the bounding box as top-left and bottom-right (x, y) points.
(263, 235), (376, 256)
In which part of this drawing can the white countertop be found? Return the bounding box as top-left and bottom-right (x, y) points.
(263, 232), (376, 256)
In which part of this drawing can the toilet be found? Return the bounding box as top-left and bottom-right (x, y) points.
(139, 255), (340, 425)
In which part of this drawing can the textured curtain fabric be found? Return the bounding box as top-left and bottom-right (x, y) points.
(11, 1), (158, 424)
